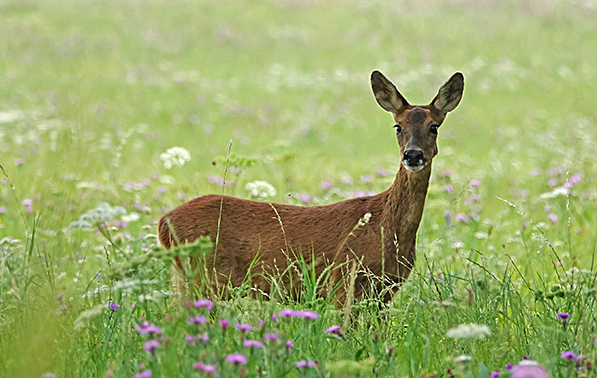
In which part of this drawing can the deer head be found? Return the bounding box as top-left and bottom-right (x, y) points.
(371, 71), (464, 172)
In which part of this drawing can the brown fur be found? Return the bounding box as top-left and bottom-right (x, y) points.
(158, 71), (464, 303)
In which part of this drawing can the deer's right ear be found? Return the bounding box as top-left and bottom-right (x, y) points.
(371, 71), (409, 114)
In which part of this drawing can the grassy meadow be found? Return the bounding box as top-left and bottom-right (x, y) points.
(1, 0), (597, 376)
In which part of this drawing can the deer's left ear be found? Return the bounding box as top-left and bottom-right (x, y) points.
(431, 72), (464, 114)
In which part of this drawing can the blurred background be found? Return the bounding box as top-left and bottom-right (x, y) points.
(1, 0), (597, 376)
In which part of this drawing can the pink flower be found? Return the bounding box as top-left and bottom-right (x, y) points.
(469, 179), (481, 187)
(144, 339), (160, 354)
(547, 213), (558, 223)
(193, 299), (213, 311)
(444, 184), (454, 194)
(455, 213), (468, 223)
(226, 353), (247, 364)
(325, 325), (341, 334)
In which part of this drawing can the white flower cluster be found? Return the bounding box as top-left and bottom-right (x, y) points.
(69, 202), (127, 229)
(245, 180), (277, 199)
(446, 323), (491, 340)
(160, 147), (191, 169)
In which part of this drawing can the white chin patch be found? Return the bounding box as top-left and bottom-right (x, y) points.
(404, 164), (425, 172)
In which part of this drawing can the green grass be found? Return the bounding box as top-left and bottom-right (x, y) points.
(1, 0), (597, 377)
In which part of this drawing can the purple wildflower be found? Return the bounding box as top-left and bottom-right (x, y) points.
(491, 371), (501, 378)
(510, 361), (548, 378)
(285, 340), (294, 350)
(135, 322), (163, 335)
(576, 354), (586, 361)
(455, 213), (468, 223)
(133, 371), (152, 378)
(505, 364), (513, 371)
(361, 175), (372, 183)
(547, 167), (564, 177)
(320, 181), (332, 190)
(325, 325), (341, 334)
(220, 319), (229, 328)
(300, 194), (310, 204)
(444, 184), (454, 194)
(444, 211), (452, 227)
(194, 362), (217, 372)
(0, 207), (6, 214)
(557, 313), (570, 324)
(547, 213), (558, 223)
(561, 351), (575, 360)
(278, 309), (297, 318)
(106, 302), (120, 311)
(295, 310), (319, 319)
(226, 353), (247, 364)
(243, 340), (264, 348)
(469, 179), (481, 187)
(144, 339), (160, 354)
(14, 158), (24, 166)
(185, 335), (194, 344)
(234, 323), (253, 332)
(295, 360), (315, 368)
(341, 176), (353, 185)
(271, 314), (278, 323)
(194, 299), (213, 311)
(263, 333), (279, 342)
(189, 315), (207, 325)
(196, 332), (209, 343)
(376, 168), (388, 177)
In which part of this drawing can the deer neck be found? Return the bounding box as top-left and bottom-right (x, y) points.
(380, 163), (432, 277)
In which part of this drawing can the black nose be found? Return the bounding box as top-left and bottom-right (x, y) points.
(403, 150), (425, 165)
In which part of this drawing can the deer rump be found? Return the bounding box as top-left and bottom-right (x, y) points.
(158, 193), (401, 301)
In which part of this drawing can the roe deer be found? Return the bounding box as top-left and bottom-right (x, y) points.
(158, 71), (464, 302)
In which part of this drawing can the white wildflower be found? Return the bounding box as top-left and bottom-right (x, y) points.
(454, 355), (472, 363)
(447, 323), (491, 340)
(70, 202), (127, 229)
(121, 213), (140, 223)
(160, 147), (191, 169)
(539, 187), (569, 199)
(245, 181), (277, 199)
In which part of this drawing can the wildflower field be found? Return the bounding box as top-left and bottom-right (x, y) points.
(1, 0), (597, 377)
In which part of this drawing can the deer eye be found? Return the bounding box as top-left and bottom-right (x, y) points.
(430, 125), (438, 135)
(394, 124), (402, 134)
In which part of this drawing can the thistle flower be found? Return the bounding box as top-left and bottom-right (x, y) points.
(295, 310), (319, 320)
(263, 333), (279, 343)
(491, 371), (501, 378)
(295, 360), (315, 368)
(194, 299), (213, 311)
(189, 315), (207, 325)
(557, 313), (570, 324)
(105, 302), (120, 311)
(234, 323), (253, 332)
(469, 179), (481, 187)
(226, 353), (247, 364)
(243, 340), (264, 348)
(133, 370), (152, 378)
(220, 319), (229, 328)
(325, 325), (341, 334)
(160, 147), (191, 169)
(135, 322), (163, 335)
(278, 309), (297, 318)
(510, 361), (548, 378)
(144, 339), (160, 354)
(561, 351), (576, 360)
